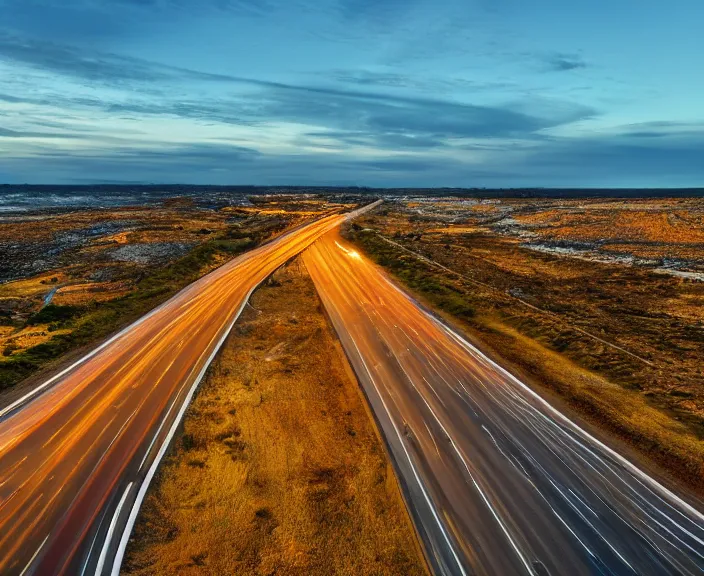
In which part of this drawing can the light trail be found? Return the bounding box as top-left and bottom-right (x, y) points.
(0, 202), (380, 575)
(302, 231), (704, 576)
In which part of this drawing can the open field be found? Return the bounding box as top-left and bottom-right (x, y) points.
(344, 197), (704, 493)
(122, 259), (426, 576)
(0, 196), (351, 393)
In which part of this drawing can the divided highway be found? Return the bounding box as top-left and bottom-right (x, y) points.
(0, 204), (379, 576)
(2, 204), (702, 576)
(303, 232), (704, 576)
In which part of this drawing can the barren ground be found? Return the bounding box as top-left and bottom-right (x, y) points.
(345, 197), (704, 495)
(0, 196), (348, 394)
(121, 259), (427, 576)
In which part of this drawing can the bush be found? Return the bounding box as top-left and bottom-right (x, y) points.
(24, 335), (73, 361)
(27, 304), (83, 325)
(3, 343), (19, 357)
(0, 357), (39, 391)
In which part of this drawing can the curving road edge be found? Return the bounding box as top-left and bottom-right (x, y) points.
(0, 201), (381, 576)
(303, 231), (704, 576)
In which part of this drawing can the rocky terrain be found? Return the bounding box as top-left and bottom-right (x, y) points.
(345, 197), (704, 494)
(0, 194), (358, 392)
(396, 197), (704, 280)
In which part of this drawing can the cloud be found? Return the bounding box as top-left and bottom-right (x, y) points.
(329, 70), (414, 89)
(0, 142), (263, 183)
(0, 32), (232, 85)
(471, 124), (704, 187)
(4, 121), (704, 187)
(0, 141), (464, 186)
(615, 120), (704, 139)
(0, 126), (79, 138)
(252, 82), (594, 143)
(0, 93), (26, 104)
(0, 32), (596, 151)
(6, 83), (591, 147)
(546, 54), (587, 72)
(116, 142), (261, 163)
(2, 129), (704, 187)
(328, 69), (515, 95)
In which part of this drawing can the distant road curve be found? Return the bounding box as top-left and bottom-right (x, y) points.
(303, 231), (704, 576)
(0, 201), (381, 576)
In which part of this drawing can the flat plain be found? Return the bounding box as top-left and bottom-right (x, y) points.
(0, 195), (345, 393)
(344, 197), (704, 493)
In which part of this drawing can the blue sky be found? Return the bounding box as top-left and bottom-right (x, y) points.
(0, 0), (702, 186)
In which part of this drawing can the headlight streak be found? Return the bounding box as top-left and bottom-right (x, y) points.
(303, 231), (704, 576)
(0, 201), (381, 576)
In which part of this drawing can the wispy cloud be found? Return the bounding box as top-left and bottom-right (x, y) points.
(1, 0), (702, 186)
(0, 126), (79, 138)
(328, 69), (515, 95)
(0, 32), (250, 85)
(545, 53), (587, 72)
(4, 127), (704, 187)
(0, 32), (596, 152)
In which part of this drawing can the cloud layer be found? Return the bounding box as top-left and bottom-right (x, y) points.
(0, 0), (703, 186)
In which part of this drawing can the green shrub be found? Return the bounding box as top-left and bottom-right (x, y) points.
(0, 219), (284, 392)
(3, 343), (19, 357)
(27, 304), (83, 325)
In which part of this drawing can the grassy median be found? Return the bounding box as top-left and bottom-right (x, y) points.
(122, 258), (427, 576)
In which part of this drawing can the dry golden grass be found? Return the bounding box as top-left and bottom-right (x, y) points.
(51, 282), (132, 306)
(96, 232), (131, 245)
(1, 324), (72, 356)
(479, 319), (704, 482)
(470, 203), (499, 213)
(122, 259), (427, 576)
(345, 199), (704, 494)
(0, 272), (68, 299)
(514, 200), (704, 249)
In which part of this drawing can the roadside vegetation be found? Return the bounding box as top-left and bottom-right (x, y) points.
(122, 259), (427, 576)
(344, 199), (704, 495)
(0, 202), (317, 392)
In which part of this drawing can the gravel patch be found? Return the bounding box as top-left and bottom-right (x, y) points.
(109, 242), (194, 265)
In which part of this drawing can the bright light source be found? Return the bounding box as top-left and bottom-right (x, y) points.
(335, 241), (361, 259)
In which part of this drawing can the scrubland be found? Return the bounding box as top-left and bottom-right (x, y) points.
(0, 196), (343, 395)
(345, 197), (704, 493)
(122, 260), (427, 576)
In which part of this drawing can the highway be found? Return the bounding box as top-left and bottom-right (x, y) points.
(303, 231), (704, 576)
(0, 203), (379, 576)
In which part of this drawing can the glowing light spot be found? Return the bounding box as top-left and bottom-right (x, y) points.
(335, 241), (361, 259)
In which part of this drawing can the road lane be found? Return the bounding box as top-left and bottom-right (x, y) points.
(0, 203), (379, 576)
(303, 231), (704, 576)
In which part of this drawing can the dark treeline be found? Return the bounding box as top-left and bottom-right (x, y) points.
(1, 184), (703, 199)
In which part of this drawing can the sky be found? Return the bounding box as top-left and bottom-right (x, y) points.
(0, 0), (702, 187)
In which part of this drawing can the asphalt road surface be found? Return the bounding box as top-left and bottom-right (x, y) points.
(0, 203), (379, 576)
(303, 231), (704, 576)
